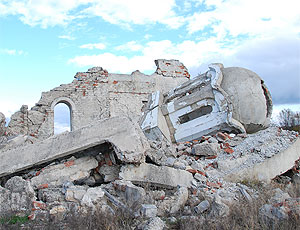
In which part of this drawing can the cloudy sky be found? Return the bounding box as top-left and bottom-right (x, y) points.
(0, 0), (299, 128)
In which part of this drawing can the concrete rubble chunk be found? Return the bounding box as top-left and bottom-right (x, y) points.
(0, 176), (36, 216)
(98, 165), (120, 182)
(155, 59), (190, 78)
(65, 186), (87, 202)
(140, 204), (158, 218)
(0, 116), (150, 178)
(142, 217), (165, 230)
(0, 112), (5, 136)
(30, 156), (98, 188)
(192, 142), (220, 156)
(81, 187), (106, 208)
(209, 194), (230, 218)
(119, 163), (193, 188)
(157, 186), (189, 215)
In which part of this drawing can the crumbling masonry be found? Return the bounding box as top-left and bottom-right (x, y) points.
(0, 59), (299, 228)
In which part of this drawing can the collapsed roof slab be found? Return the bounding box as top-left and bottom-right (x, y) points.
(0, 116), (150, 178)
(225, 138), (300, 183)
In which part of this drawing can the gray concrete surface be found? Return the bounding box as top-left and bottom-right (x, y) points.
(0, 116), (150, 178)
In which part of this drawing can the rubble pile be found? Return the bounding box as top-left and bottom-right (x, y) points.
(0, 60), (299, 228)
(0, 126), (299, 228)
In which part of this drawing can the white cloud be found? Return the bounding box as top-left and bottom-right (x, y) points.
(115, 41), (143, 52)
(68, 39), (231, 73)
(0, 0), (87, 28)
(58, 35), (75, 40)
(79, 43), (106, 50)
(83, 0), (184, 29)
(0, 0), (183, 29)
(54, 122), (70, 134)
(186, 0), (300, 38)
(0, 49), (26, 55)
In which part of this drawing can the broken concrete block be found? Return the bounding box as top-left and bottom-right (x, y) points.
(192, 142), (220, 156)
(65, 186), (87, 202)
(0, 112), (5, 136)
(155, 59), (190, 78)
(113, 180), (146, 204)
(38, 188), (65, 203)
(5, 176), (35, 199)
(209, 194), (230, 218)
(125, 183), (146, 204)
(170, 187), (189, 214)
(119, 163), (193, 188)
(140, 204), (158, 218)
(141, 92), (172, 142)
(157, 186), (188, 215)
(81, 187), (106, 208)
(30, 156), (98, 188)
(98, 165), (120, 182)
(0, 116), (150, 178)
(142, 217), (165, 230)
(0, 177), (37, 216)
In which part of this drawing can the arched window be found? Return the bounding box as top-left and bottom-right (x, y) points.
(54, 102), (71, 135)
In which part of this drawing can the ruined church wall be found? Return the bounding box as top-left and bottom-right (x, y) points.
(5, 60), (189, 140)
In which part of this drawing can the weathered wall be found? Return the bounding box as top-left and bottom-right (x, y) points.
(5, 60), (189, 140)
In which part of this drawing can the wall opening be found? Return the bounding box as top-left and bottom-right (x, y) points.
(54, 102), (71, 135)
(179, 105), (213, 124)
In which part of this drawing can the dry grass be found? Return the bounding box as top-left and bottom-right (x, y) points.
(1, 183), (299, 230)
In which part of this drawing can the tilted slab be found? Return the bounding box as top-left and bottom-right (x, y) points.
(119, 163), (193, 188)
(0, 116), (150, 178)
(225, 138), (300, 183)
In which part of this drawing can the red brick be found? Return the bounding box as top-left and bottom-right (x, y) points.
(37, 184), (49, 189)
(224, 147), (234, 154)
(64, 160), (75, 167)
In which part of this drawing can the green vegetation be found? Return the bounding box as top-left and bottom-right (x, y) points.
(0, 214), (29, 225)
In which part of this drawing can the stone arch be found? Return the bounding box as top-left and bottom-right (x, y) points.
(51, 97), (76, 132)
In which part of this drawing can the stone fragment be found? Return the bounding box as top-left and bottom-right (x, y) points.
(30, 156), (98, 188)
(81, 187), (106, 209)
(140, 204), (158, 218)
(125, 183), (146, 204)
(113, 180), (146, 204)
(5, 176), (35, 198)
(65, 186), (87, 202)
(165, 157), (176, 167)
(209, 194), (230, 217)
(192, 142), (220, 156)
(0, 112), (6, 136)
(98, 165), (120, 182)
(259, 204), (288, 221)
(0, 176), (36, 216)
(119, 163), (193, 188)
(158, 187), (188, 215)
(142, 217), (165, 230)
(38, 188), (65, 203)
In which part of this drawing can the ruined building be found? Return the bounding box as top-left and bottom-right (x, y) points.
(3, 59), (189, 140)
(0, 60), (299, 228)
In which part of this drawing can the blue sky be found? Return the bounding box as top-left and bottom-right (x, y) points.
(0, 0), (300, 126)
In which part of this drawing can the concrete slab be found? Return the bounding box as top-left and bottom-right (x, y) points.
(0, 116), (150, 178)
(119, 163), (193, 188)
(225, 138), (300, 183)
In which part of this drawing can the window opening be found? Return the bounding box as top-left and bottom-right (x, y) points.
(54, 102), (71, 134)
(179, 105), (213, 124)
